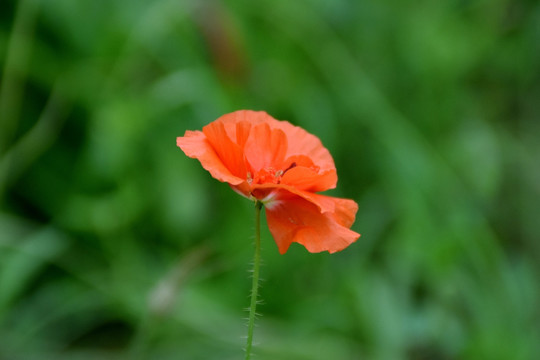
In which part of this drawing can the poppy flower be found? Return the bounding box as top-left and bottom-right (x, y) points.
(177, 110), (360, 254)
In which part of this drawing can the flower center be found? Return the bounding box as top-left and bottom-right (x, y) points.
(247, 162), (297, 185)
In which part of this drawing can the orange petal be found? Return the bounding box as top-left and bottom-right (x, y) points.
(276, 154), (336, 192)
(281, 166), (337, 192)
(215, 110), (272, 128)
(213, 110), (336, 173)
(176, 130), (245, 185)
(212, 110), (270, 142)
(271, 119), (336, 172)
(265, 194), (360, 254)
(251, 184), (335, 213)
(330, 197), (358, 228)
(235, 121), (252, 149)
(243, 122), (288, 172)
(202, 120), (248, 179)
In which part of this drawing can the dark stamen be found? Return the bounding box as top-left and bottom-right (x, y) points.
(282, 162), (297, 175)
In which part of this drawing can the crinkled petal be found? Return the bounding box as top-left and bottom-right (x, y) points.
(235, 121), (252, 149)
(281, 166), (337, 192)
(214, 110), (336, 173)
(202, 120), (248, 179)
(264, 193), (360, 254)
(271, 119), (336, 172)
(244, 122), (288, 172)
(330, 197), (358, 228)
(176, 130), (244, 185)
(251, 184), (336, 214)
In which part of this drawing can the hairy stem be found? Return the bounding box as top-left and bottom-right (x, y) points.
(245, 201), (263, 360)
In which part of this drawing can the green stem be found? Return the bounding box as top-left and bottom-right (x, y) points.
(245, 201), (263, 360)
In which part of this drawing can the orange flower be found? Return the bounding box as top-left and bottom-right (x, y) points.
(177, 110), (360, 254)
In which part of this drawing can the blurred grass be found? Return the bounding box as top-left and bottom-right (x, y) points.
(1, 0), (539, 359)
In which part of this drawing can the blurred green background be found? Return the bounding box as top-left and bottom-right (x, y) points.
(1, 0), (539, 359)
